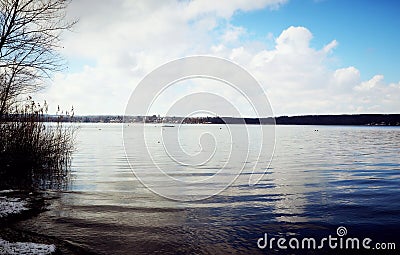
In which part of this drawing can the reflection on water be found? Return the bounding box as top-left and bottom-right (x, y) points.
(17, 124), (400, 254)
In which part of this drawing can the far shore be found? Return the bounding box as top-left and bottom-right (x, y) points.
(24, 113), (400, 126)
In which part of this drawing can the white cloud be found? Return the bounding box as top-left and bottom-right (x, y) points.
(323, 39), (338, 53)
(213, 26), (399, 115)
(275, 26), (314, 54)
(355, 74), (384, 91)
(184, 0), (288, 19)
(334, 67), (360, 85)
(221, 25), (246, 44)
(35, 0), (400, 116)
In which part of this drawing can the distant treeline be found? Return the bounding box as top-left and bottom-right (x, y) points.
(15, 114), (400, 126)
(274, 114), (400, 126)
(184, 114), (400, 126)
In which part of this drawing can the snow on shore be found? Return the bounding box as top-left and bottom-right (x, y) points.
(0, 190), (15, 194)
(0, 238), (55, 255)
(0, 196), (28, 218)
(0, 191), (56, 254)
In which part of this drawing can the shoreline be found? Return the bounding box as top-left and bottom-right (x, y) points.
(4, 113), (400, 126)
(0, 190), (92, 255)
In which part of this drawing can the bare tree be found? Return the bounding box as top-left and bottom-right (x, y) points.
(0, 0), (75, 118)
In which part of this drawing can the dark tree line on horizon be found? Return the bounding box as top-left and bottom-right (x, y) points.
(181, 114), (400, 125)
(36, 114), (400, 126)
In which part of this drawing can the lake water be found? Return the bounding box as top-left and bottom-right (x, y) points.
(16, 124), (400, 254)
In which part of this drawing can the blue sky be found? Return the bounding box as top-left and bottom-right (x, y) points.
(37, 0), (400, 116)
(232, 0), (400, 83)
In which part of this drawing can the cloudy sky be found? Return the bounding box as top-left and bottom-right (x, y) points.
(36, 0), (400, 116)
